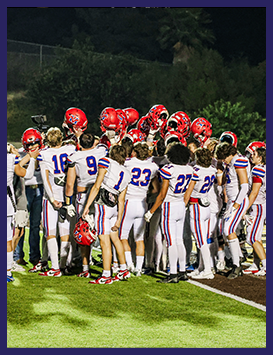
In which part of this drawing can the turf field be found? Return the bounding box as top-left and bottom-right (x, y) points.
(7, 229), (266, 348)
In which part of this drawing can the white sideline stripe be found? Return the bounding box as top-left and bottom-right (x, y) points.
(187, 279), (266, 312)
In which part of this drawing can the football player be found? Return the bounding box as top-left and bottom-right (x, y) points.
(7, 145), (39, 282)
(215, 142), (250, 279)
(244, 147), (266, 276)
(82, 145), (132, 284)
(184, 147), (217, 280)
(119, 142), (160, 275)
(65, 132), (108, 278)
(37, 127), (76, 277)
(145, 143), (193, 283)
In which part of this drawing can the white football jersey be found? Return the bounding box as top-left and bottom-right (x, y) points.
(191, 164), (217, 199)
(250, 164), (266, 205)
(159, 163), (194, 202)
(67, 145), (107, 188)
(7, 153), (19, 216)
(207, 157), (222, 213)
(98, 157), (131, 195)
(124, 157), (159, 200)
(18, 147), (43, 186)
(224, 154), (250, 201)
(37, 144), (76, 201)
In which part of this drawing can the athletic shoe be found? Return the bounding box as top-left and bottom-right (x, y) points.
(243, 264), (259, 274)
(157, 274), (179, 283)
(186, 264), (195, 272)
(39, 268), (62, 277)
(111, 264), (119, 274)
(178, 271), (188, 281)
(11, 261), (25, 272)
(16, 258), (28, 266)
(89, 276), (113, 285)
(28, 260), (48, 273)
(112, 269), (130, 281)
(188, 269), (200, 276)
(216, 260), (226, 272)
(7, 274), (15, 283)
(227, 265), (243, 279)
(133, 269), (142, 277)
(60, 266), (73, 275)
(77, 270), (90, 278)
(255, 267), (266, 276)
(191, 270), (214, 279)
(211, 267), (216, 275)
(128, 263), (135, 272)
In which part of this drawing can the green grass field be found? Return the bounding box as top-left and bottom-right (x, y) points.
(7, 229), (266, 348)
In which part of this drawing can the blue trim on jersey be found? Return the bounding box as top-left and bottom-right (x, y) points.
(234, 159), (248, 168)
(252, 167), (265, 178)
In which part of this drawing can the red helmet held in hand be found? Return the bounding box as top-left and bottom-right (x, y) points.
(190, 117), (212, 146)
(74, 218), (97, 246)
(219, 131), (238, 147)
(63, 107), (88, 136)
(124, 107), (139, 126)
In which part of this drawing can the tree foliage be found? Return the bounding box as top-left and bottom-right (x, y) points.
(194, 99), (266, 153)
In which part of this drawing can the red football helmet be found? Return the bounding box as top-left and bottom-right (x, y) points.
(166, 111), (191, 139)
(190, 117), (212, 146)
(147, 104), (169, 131)
(73, 218), (97, 246)
(99, 133), (111, 149)
(63, 107), (88, 136)
(125, 129), (146, 145)
(137, 115), (151, 137)
(164, 130), (187, 147)
(124, 108), (139, 126)
(245, 141), (266, 159)
(21, 128), (44, 152)
(115, 109), (128, 142)
(99, 107), (119, 132)
(219, 131), (238, 147)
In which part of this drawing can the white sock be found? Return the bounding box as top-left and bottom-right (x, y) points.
(261, 259), (266, 269)
(102, 270), (111, 277)
(125, 251), (133, 267)
(47, 238), (59, 270)
(60, 241), (71, 269)
(119, 264), (127, 271)
(83, 264), (89, 272)
(200, 244), (211, 272)
(136, 255), (144, 271)
(177, 243), (186, 272)
(217, 249), (225, 261)
(7, 251), (13, 271)
(228, 238), (240, 266)
(168, 245), (178, 274)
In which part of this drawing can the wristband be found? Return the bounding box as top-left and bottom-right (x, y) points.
(65, 195), (73, 205)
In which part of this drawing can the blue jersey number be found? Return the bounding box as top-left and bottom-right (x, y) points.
(114, 171), (125, 191)
(174, 174), (192, 194)
(200, 175), (216, 193)
(131, 168), (152, 187)
(52, 153), (68, 174)
(86, 156), (97, 176)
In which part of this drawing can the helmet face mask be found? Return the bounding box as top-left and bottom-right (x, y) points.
(166, 111), (191, 139)
(125, 129), (146, 144)
(245, 141), (266, 157)
(190, 117), (212, 146)
(164, 130), (187, 147)
(148, 104), (169, 131)
(219, 131), (237, 147)
(22, 128), (44, 152)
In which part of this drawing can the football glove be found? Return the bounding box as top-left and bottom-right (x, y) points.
(243, 214), (254, 226)
(65, 204), (76, 217)
(223, 205), (237, 221)
(83, 214), (95, 230)
(144, 210), (154, 223)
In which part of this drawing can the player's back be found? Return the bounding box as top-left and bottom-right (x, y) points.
(191, 164), (217, 199)
(125, 157), (159, 200)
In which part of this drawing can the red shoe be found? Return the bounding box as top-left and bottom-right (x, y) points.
(28, 261), (48, 273)
(89, 276), (113, 284)
(39, 268), (62, 277)
(112, 269), (130, 281)
(77, 270), (90, 278)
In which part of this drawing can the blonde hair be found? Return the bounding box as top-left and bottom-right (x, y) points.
(46, 127), (63, 147)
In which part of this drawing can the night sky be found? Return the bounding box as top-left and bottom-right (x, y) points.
(7, 7), (266, 66)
